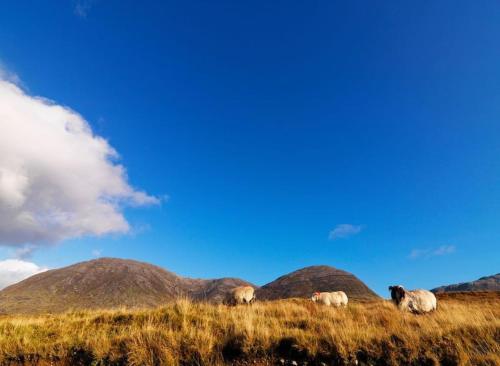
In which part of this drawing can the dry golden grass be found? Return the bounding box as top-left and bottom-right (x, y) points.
(0, 294), (498, 365)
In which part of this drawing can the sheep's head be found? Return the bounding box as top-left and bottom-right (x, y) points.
(311, 292), (321, 302)
(223, 291), (236, 306)
(389, 285), (405, 304)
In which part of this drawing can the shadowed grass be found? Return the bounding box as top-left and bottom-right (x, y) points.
(0, 294), (498, 365)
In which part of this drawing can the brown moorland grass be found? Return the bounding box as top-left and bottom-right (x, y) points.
(0, 294), (498, 366)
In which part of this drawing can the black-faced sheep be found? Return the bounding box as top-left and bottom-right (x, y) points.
(389, 285), (437, 313)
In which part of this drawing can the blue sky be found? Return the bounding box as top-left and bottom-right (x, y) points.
(0, 1), (499, 295)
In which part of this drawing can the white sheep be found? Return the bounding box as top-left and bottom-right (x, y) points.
(311, 291), (348, 307)
(225, 286), (255, 305)
(389, 285), (437, 314)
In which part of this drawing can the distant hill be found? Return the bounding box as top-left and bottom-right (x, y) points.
(256, 265), (379, 301)
(432, 273), (500, 293)
(435, 291), (500, 302)
(182, 277), (256, 303)
(0, 258), (253, 313)
(0, 259), (380, 313)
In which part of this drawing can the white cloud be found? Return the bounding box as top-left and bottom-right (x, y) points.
(13, 245), (37, 260)
(92, 249), (102, 257)
(0, 259), (48, 289)
(409, 245), (456, 259)
(409, 249), (426, 259)
(433, 245), (456, 256)
(329, 224), (363, 240)
(0, 73), (158, 247)
(74, 0), (95, 18)
(0, 63), (20, 85)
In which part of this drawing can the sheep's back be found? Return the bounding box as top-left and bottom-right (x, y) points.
(408, 289), (437, 312)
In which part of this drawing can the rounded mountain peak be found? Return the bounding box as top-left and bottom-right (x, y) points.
(257, 265), (378, 300)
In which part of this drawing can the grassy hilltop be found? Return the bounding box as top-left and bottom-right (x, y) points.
(0, 292), (498, 366)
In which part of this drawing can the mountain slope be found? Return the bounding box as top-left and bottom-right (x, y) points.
(0, 260), (379, 313)
(432, 273), (500, 293)
(257, 265), (379, 300)
(0, 258), (253, 313)
(186, 277), (255, 303)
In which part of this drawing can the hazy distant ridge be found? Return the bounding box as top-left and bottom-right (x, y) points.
(432, 273), (500, 293)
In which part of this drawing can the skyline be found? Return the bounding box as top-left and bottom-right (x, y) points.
(1, 1), (499, 296)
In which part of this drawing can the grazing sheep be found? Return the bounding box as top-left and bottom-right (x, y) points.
(224, 286), (255, 305)
(311, 291), (348, 307)
(389, 285), (437, 314)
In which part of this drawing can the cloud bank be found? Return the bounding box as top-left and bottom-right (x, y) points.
(329, 224), (363, 240)
(0, 75), (158, 247)
(0, 259), (48, 289)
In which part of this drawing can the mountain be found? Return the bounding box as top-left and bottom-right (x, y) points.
(432, 273), (500, 293)
(256, 265), (379, 301)
(182, 277), (256, 303)
(0, 259), (380, 314)
(0, 258), (253, 313)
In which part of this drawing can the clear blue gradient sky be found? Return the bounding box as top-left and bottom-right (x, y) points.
(1, 1), (499, 295)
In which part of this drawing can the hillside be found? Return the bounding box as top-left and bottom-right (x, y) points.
(257, 265), (379, 300)
(0, 258), (253, 313)
(183, 277), (256, 303)
(432, 273), (500, 293)
(0, 259), (380, 313)
(435, 291), (500, 302)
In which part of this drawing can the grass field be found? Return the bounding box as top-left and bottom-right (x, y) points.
(0, 292), (498, 365)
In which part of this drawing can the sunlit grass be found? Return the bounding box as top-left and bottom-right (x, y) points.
(0, 294), (498, 365)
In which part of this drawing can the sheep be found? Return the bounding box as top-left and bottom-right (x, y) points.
(311, 291), (348, 307)
(224, 286), (255, 305)
(389, 285), (437, 314)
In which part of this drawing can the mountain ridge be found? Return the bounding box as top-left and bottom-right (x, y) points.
(0, 258), (379, 313)
(432, 273), (500, 293)
(0, 257), (254, 313)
